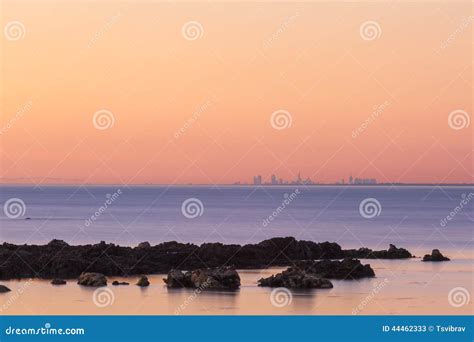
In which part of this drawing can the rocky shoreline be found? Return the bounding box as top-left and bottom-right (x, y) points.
(0, 237), (417, 280)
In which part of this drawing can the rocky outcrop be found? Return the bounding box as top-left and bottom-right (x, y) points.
(298, 258), (375, 279)
(0, 284), (11, 293)
(164, 267), (241, 290)
(343, 244), (412, 259)
(0, 237), (414, 280)
(258, 268), (333, 289)
(77, 272), (107, 287)
(136, 242), (151, 249)
(136, 276), (150, 287)
(422, 249), (450, 262)
(51, 278), (66, 285)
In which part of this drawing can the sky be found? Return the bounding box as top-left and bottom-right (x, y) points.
(1, 1), (472, 185)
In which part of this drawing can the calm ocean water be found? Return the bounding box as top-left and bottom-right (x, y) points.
(0, 185), (472, 255)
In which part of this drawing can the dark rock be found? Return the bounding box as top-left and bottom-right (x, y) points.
(137, 242), (151, 249)
(164, 267), (240, 290)
(136, 275), (150, 287)
(163, 269), (192, 288)
(422, 249), (450, 262)
(299, 258), (375, 279)
(51, 278), (66, 285)
(77, 272), (107, 287)
(112, 281), (129, 286)
(0, 237), (413, 280)
(258, 268), (333, 289)
(0, 284), (11, 293)
(344, 244), (412, 259)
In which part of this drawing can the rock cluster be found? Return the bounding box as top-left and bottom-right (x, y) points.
(164, 267), (240, 290)
(0, 237), (414, 280)
(422, 249), (450, 262)
(258, 268), (333, 289)
(343, 244), (412, 259)
(298, 258), (375, 279)
(51, 278), (67, 285)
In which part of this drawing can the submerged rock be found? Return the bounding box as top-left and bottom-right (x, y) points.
(77, 272), (107, 287)
(51, 278), (67, 285)
(300, 258), (375, 279)
(0, 284), (11, 293)
(258, 268), (333, 289)
(422, 249), (450, 262)
(112, 281), (129, 286)
(164, 267), (241, 290)
(136, 275), (150, 287)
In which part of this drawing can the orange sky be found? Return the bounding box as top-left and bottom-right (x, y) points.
(1, 1), (472, 185)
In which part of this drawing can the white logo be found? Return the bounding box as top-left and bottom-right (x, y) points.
(448, 110), (470, 130)
(182, 21), (204, 41)
(3, 198), (26, 219)
(448, 287), (470, 307)
(359, 21), (381, 41)
(92, 288), (115, 307)
(181, 198), (204, 219)
(359, 198), (382, 219)
(93, 110), (115, 130)
(270, 288), (292, 308)
(4, 21), (26, 41)
(270, 110), (292, 130)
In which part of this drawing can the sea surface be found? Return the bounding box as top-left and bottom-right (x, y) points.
(0, 185), (472, 256)
(0, 185), (472, 315)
